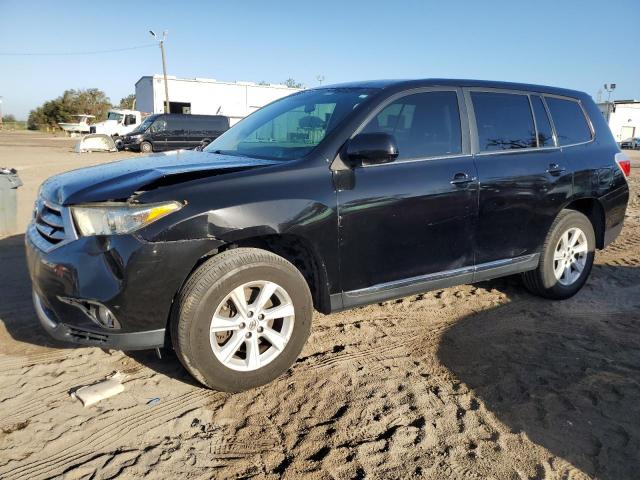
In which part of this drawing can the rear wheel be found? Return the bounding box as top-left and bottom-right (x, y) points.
(522, 210), (595, 299)
(140, 141), (153, 153)
(171, 248), (312, 391)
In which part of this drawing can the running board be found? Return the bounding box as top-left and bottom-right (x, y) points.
(331, 254), (540, 311)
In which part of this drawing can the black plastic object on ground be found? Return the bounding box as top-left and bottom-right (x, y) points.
(0, 168), (23, 236)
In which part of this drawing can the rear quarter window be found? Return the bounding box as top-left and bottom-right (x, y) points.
(545, 97), (592, 146)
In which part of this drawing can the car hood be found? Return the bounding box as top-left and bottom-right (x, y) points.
(41, 150), (280, 205)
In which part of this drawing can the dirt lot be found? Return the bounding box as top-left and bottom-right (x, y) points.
(0, 131), (638, 479)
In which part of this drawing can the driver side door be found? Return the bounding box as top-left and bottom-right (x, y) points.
(337, 88), (478, 307)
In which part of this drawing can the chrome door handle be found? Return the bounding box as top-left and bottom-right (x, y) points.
(450, 173), (476, 185)
(546, 163), (566, 175)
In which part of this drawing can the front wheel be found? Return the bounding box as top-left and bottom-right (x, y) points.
(171, 248), (312, 391)
(139, 141), (153, 153)
(522, 210), (595, 299)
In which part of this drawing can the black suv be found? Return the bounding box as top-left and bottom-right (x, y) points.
(26, 79), (631, 391)
(121, 113), (230, 153)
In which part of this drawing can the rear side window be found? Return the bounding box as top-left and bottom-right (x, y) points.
(166, 116), (187, 131)
(471, 92), (536, 151)
(545, 97), (592, 145)
(204, 117), (229, 131)
(531, 96), (555, 147)
(362, 91), (462, 160)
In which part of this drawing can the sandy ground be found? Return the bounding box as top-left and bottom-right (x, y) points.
(0, 130), (638, 479)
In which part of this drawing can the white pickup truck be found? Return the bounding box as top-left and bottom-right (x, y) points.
(90, 109), (143, 138)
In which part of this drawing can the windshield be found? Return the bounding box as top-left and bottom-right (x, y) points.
(130, 115), (156, 134)
(204, 87), (378, 160)
(107, 112), (124, 122)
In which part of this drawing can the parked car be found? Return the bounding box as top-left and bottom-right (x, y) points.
(121, 113), (230, 153)
(620, 137), (640, 149)
(27, 79), (630, 392)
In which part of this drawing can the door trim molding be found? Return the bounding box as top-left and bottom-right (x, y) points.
(330, 253), (539, 311)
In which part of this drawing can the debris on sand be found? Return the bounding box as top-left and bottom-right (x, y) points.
(70, 371), (126, 407)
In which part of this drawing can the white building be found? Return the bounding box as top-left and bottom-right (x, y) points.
(135, 75), (301, 125)
(598, 100), (640, 143)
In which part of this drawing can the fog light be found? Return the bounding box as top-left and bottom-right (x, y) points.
(58, 297), (121, 329)
(94, 304), (120, 329)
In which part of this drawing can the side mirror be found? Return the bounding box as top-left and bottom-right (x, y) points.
(195, 138), (211, 151)
(345, 133), (399, 166)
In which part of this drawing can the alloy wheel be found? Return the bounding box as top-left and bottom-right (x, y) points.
(553, 227), (588, 286)
(209, 280), (295, 371)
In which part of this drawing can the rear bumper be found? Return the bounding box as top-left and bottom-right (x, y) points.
(601, 184), (630, 248)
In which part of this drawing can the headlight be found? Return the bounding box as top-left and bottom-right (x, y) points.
(71, 201), (182, 236)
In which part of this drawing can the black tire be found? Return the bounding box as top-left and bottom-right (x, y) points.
(171, 248), (312, 391)
(140, 141), (153, 153)
(522, 209), (595, 299)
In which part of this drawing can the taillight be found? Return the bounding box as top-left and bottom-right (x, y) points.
(615, 152), (631, 177)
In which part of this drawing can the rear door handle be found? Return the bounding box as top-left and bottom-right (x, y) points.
(450, 172), (476, 185)
(546, 163), (566, 175)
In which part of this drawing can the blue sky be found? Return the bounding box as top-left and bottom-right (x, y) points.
(1, 0), (638, 119)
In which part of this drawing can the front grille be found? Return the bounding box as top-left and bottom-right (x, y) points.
(30, 199), (75, 251)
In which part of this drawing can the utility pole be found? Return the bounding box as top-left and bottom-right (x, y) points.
(150, 30), (170, 113)
(316, 75), (325, 86)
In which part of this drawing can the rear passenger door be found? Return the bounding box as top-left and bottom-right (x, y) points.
(467, 89), (573, 267)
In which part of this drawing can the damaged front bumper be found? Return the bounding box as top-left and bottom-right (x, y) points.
(25, 223), (223, 350)
(32, 290), (166, 349)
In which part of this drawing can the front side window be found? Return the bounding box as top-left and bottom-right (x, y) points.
(361, 91), (462, 159)
(472, 92), (536, 151)
(149, 118), (167, 133)
(205, 88), (377, 160)
(107, 112), (124, 122)
(545, 97), (592, 146)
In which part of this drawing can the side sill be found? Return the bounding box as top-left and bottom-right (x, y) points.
(333, 254), (539, 312)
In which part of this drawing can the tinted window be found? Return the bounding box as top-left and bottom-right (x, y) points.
(472, 92), (536, 151)
(531, 96), (554, 147)
(545, 97), (592, 145)
(205, 116), (229, 131)
(362, 91), (461, 159)
(149, 117), (167, 133)
(165, 116), (186, 131)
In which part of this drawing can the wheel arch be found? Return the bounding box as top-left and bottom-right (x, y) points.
(167, 232), (332, 339)
(563, 197), (606, 249)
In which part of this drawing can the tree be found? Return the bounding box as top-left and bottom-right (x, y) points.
(283, 78), (304, 89)
(2, 114), (16, 122)
(27, 88), (112, 130)
(119, 94), (136, 109)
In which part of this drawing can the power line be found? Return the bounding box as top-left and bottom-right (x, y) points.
(0, 44), (157, 56)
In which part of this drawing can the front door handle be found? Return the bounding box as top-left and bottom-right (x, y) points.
(450, 172), (476, 185)
(546, 163), (566, 175)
